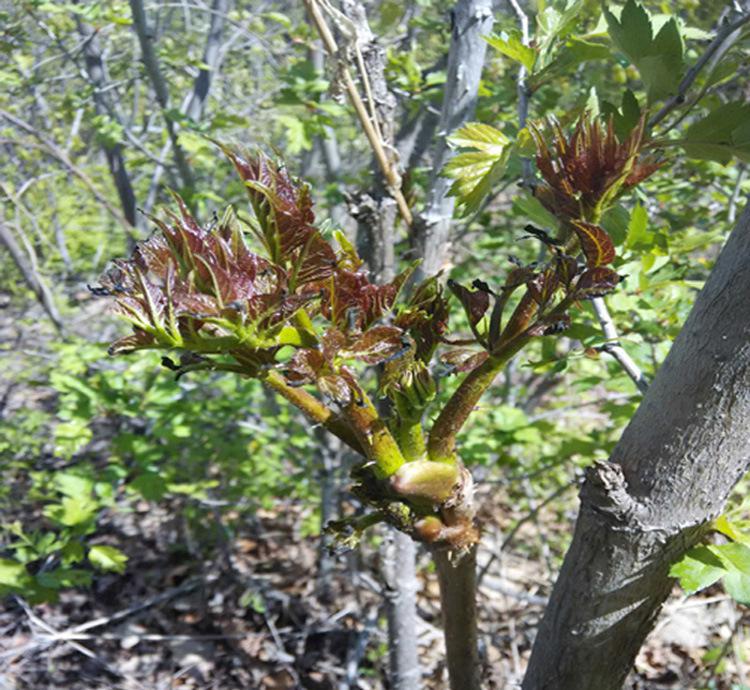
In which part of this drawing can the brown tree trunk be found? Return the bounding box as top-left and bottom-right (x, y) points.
(522, 202), (750, 690)
(435, 546), (482, 690)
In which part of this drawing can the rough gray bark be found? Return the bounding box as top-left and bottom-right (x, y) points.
(435, 547), (482, 690)
(522, 202), (750, 690)
(413, 0), (493, 280)
(128, 0), (195, 192)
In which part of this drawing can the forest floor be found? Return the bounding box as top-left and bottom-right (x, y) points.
(1, 301), (748, 690)
(1, 490), (747, 690)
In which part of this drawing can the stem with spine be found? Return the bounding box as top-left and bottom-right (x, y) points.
(262, 370), (364, 455)
(427, 335), (531, 462)
(341, 390), (407, 478)
(395, 415), (427, 462)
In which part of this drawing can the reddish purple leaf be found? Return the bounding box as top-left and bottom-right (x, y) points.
(570, 221), (616, 268)
(575, 267), (622, 298)
(447, 280), (490, 327)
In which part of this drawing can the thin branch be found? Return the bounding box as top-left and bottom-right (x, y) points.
(591, 296), (649, 394)
(77, 19), (141, 237)
(477, 476), (579, 587)
(649, 12), (750, 130)
(427, 333), (531, 462)
(302, 0), (413, 226)
(0, 110), (136, 241)
(143, 0), (228, 211)
(728, 163), (747, 224)
(507, 0), (534, 189)
(128, 0), (196, 192)
(262, 370), (365, 456)
(0, 210), (63, 332)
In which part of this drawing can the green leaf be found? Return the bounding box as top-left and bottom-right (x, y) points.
(262, 12), (291, 29)
(682, 102), (750, 164)
(55, 472), (94, 500)
(602, 90), (642, 139)
(0, 558), (32, 589)
(601, 204), (630, 246)
(44, 496), (98, 527)
(512, 193), (559, 228)
(639, 19), (683, 100)
(36, 568), (92, 590)
(605, 0), (652, 62)
(604, 0), (683, 101)
(670, 546), (727, 594)
(485, 31), (536, 72)
(724, 570), (750, 606)
(443, 123), (511, 214)
(130, 472), (167, 501)
(531, 37), (611, 87)
(88, 545), (128, 574)
(625, 203), (652, 250)
(709, 542), (750, 576)
(447, 122), (510, 153)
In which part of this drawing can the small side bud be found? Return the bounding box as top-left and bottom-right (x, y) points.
(414, 516), (445, 543)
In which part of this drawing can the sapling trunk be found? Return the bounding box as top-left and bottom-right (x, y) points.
(435, 546), (482, 690)
(382, 530), (421, 690)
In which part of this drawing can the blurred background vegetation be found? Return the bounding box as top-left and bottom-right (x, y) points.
(0, 0), (749, 688)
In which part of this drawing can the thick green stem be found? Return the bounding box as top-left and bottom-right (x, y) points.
(343, 392), (407, 478)
(263, 371), (364, 455)
(427, 337), (529, 462)
(395, 416), (427, 462)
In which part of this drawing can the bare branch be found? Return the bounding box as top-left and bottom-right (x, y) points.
(128, 0), (196, 192)
(0, 109), (136, 241)
(649, 11), (750, 130)
(591, 297), (649, 395)
(303, 0), (413, 226)
(507, 0), (534, 189)
(0, 208), (63, 332)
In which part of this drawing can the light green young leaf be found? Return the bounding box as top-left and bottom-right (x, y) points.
(625, 203), (651, 250)
(0, 558), (32, 588)
(723, 570), (750, 605)
(443, 123), (511, 214)
(536, 0), (585, 43)
(55, 472), (94, 500)
(485, 31), (536, 72)
(714, 514), (750, 545)
(447, 122), (510, 153)
(669, 546), (727, 594)
(88, 545), (128, 574)
(709, 542), (750, 576)
(45, 496), (98, 527)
